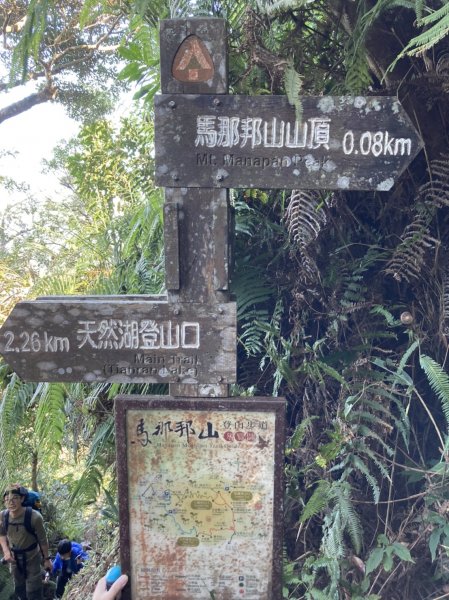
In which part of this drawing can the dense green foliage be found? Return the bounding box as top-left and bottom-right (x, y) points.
(2, 1), (449, 598)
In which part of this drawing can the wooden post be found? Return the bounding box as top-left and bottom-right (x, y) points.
(159, 19), (233, 397)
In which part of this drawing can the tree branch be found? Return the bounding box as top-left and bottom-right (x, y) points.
(0, 84), (57, 124)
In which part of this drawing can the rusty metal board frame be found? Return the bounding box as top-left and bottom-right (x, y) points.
(0, 298), (236, 384)
(154, 94), (423, 191)
(115, 395), (286, 600)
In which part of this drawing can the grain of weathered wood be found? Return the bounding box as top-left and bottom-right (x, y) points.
(164, 202), (180, 290)
(164, 187), (231, 305)
(154, 94), (424, 191)
(0, 299), (236, 384)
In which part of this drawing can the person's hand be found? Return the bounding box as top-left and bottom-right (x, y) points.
(44, 558), (52, 571)
(93, 574), (128, 600)
(3, 551), (15, 564)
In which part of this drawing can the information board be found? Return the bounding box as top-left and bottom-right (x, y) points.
(115, 396), (285, 600)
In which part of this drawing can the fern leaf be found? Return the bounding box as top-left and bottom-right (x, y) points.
(444, 265), (449, 335)
(35, 383), (67, 451)
(357, 424), (394, 457)
(330, 483), (363, 554)
(10, 0), (50, 83)
(357, 443), (392, 481)
(352, 454), (381, 503)
(419, 354), (449, 430)
(384, 208), (435, 282)
(284, 59), (303, 123)
(396, 3), (449, 57)
(285, 190), (327, 249)
(300, 480), (331, 522)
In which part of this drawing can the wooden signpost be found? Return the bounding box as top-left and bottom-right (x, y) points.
(0, 15), (424, 600)
(0, 298), (236, 384)
(154, 94), (423, 191)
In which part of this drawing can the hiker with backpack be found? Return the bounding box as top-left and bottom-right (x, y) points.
(52, 539), (88, 598)
(0, 484), (52, 600)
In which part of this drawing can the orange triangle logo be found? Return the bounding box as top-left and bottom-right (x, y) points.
(172, 35), (214, 83)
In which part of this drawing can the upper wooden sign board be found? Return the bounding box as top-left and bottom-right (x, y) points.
(154, 94), (423, 191)
(0, 297), (236, 384)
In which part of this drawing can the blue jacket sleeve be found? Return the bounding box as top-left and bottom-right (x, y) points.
(52, 553), (62, 575)
(71, 542), (88, 561)
(71, 542), (88, 573)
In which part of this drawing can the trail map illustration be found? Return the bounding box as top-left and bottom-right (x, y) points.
(126, 408), (277, 599)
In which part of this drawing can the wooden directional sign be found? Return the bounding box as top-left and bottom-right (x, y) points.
(0, 298), (236, 384)
(154, 94), (423, 191)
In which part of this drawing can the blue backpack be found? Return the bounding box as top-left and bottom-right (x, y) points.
(22, 490), (42, 513)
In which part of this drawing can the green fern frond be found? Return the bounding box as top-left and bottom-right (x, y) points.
(346, 409), (394, 436)
(397, 339), (420, 377)
(322, 509), (345, 559)
(356, 443), (391, 480)
(370, 305), (402, 327)
(0, 375), (32, 479)
(0, 377), (33, 430)
(70, 464), (105, 504)
(286, 416), (318, 455)
(393, 3), (449, 60)
(35, 383), (67, 451)
(414, 0), (425, 21)
(351, 454), (381, 503)
(419, 354), (449, 430)
(384, 208), (435, 282)
(284, 59), (303, 123)
(240, 312), (273, 356)
(10, 0), (51, 83)
(300, 480), (331, 522)
(357, 424), (394, 457)
(344, 43), (372, 93)
(86, 416), (115, 466)
(330, 482), (363, 553)
(285, 190), (327, 249)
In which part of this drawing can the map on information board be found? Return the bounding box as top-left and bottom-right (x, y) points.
(116, 397), (284, 600)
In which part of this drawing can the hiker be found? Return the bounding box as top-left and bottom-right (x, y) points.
(52, 539), (88, 598)
(0, 484), (52, 600)
(92, 573), (128, 600)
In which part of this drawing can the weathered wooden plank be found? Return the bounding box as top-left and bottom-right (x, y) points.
(164, 187), (231, 304)
(115, 395), (286, 600)
(36, 295), (168, 302)
(213, 195), (231, 291)
(164, 201), (180, 290)
(160, 19), (228, 94)
(0, 299), (236, 384)
(154, 94), (424, 191)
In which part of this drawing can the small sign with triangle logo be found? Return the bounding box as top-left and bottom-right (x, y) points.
(172, 35), (214, 82)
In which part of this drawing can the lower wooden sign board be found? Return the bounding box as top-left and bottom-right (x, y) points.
(115, 395), (285, 600)
(0, 298), (236, 384)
